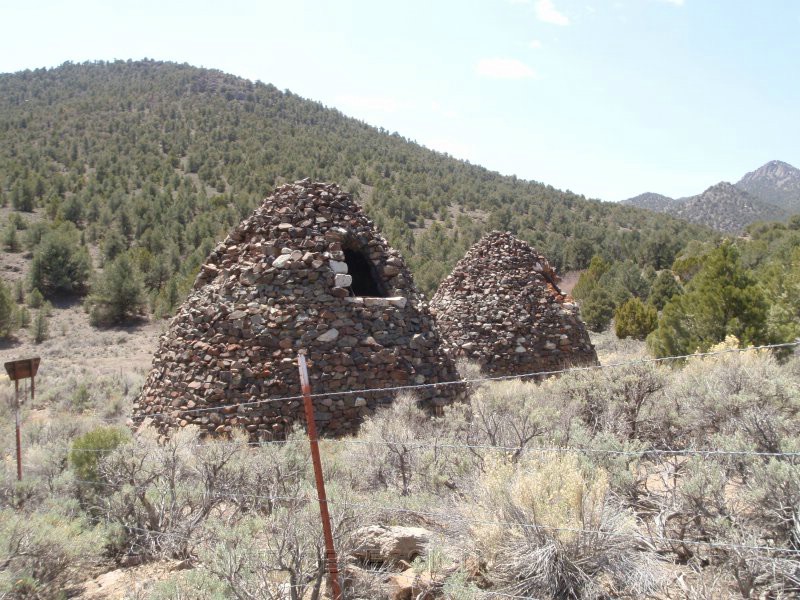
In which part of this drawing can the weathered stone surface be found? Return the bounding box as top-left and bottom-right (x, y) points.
(430, 231), (598, 377)
(351, 525), (431, 563)
(272, 254), (293, 269)
(334, 273), (353, 288)
(317, 328), (339, 342)
(134, 180), (462, 438)
(329, 260), (348, 274)
(387, 568), (435, 600)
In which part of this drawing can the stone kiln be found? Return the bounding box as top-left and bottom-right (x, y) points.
(134, 180), (462, 438)
(430, 231), (598, 376)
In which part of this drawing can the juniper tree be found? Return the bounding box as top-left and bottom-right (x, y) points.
(648, 242), (770, 357)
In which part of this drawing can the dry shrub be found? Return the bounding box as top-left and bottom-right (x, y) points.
(445, 378), (560, 462)
(457, 452), (664, 599)
(0, 506), (106, 597)
(667, 337), (800, 450)
(345, 392), (474, 498)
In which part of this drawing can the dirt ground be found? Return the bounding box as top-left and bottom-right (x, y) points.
(0, 208), (164, 390)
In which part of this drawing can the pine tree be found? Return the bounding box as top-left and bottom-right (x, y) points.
(647, 242), (769, 357)
(615, 297), (658, 340)
(0, 279), (14, 338)
(648, 270), (683, 311)
(581, 287), (615, 332)
(32, 311), (48, 343)
(29, 224), (91, 296)
(88, 254), (146, 325)
(2, 224), (21, 252)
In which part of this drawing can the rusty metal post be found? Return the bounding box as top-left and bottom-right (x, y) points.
(14, 379), (21, 481)
(297, 353), (342, 600)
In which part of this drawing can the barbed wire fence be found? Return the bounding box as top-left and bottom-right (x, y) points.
(4, 339), (800, 598)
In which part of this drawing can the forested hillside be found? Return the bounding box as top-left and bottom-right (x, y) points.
(0, 59), (709, 301)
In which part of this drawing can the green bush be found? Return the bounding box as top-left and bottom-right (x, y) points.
(32, 310), (48, 344)
(614, 297), (658, 340)
(29, 223), (91, 296)
(0, 279), (14, 338)
(648, 242), (770, 357)
(647, 269), (683, 310)
(580, 287), (615, 332)
(87, 253), (146, 325)
(69, 426), (130, 483)
(26, 288), (44, 309)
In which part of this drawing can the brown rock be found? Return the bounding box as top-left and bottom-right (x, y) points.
(134, 180), (463, 439)
(430, 232), (598, 377)
(351, 525), (431, 563)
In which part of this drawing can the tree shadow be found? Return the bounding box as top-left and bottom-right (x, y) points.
(0, 336), (23, 352)
(90, 315), (153, 334)
(45, 291), (85, 310)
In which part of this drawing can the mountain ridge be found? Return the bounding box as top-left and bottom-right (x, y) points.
(622, 160), (799, 233)
(0, 59), (711, 293)
(736, 160), (800, 213)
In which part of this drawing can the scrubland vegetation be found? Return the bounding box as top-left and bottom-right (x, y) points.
(2, 339), (798, 598)
(2, 58), (800, 599)
(572, 221), (800, 356)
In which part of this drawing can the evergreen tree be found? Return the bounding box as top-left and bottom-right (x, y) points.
(2, 223), (20, 252)
(648, 270), (683, 311)
(87, 254), (146, 325)
(102, 229), (127, 264)
(647, 242), (770, 357)
(32, 310), (48, 343)
(572, 255), (611, 300)
(0, 279), (14, 338)
(11, 180), (34, 212)
(765, 247), (800, 343)
(615, 297), (658, 340)
(29, 224), (91, 296)
(581, 287), (615, 332)
(27, 288), (45, 309)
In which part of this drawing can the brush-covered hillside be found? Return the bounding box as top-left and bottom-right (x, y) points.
(0, 59), (709, 298)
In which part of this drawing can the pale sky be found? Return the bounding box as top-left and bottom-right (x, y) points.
(1, 0), (799, 201)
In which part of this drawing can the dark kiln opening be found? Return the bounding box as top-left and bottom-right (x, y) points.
(344, 247), (386, 297)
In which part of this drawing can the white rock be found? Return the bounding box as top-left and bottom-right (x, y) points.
(272, 255), (292, 269)
(334, 273), (353, 288)
(387, 296), (407, 308)
(317, 328), (339, 342)
(364, 297), (390, 307)
(329, 260), (348, 274)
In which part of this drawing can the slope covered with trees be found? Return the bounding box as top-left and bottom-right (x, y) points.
(0, 59), (709, 308)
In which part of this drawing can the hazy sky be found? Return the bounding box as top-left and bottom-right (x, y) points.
(2, 0), (799, 201)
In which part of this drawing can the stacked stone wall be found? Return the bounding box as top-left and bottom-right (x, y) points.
(430, 232), (598, 376)
(135, 180), (462, 438)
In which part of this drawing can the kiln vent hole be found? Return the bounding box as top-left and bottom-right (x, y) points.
(343, 247), (386, 297)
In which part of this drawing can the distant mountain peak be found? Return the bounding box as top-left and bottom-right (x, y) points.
(620, 191), (675, 212)
(736, 160), (800, 213)
(705, 181), (738, 193)
(671, 181), (788, 233)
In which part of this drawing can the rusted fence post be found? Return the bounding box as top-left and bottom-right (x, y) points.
(297, 353), (342, 600)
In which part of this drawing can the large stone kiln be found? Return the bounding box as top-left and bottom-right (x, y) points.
(430, 231), (598, 376)
(135, 180), (462, 437)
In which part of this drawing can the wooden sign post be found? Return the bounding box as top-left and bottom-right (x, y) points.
(4, 357), (40, 481)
